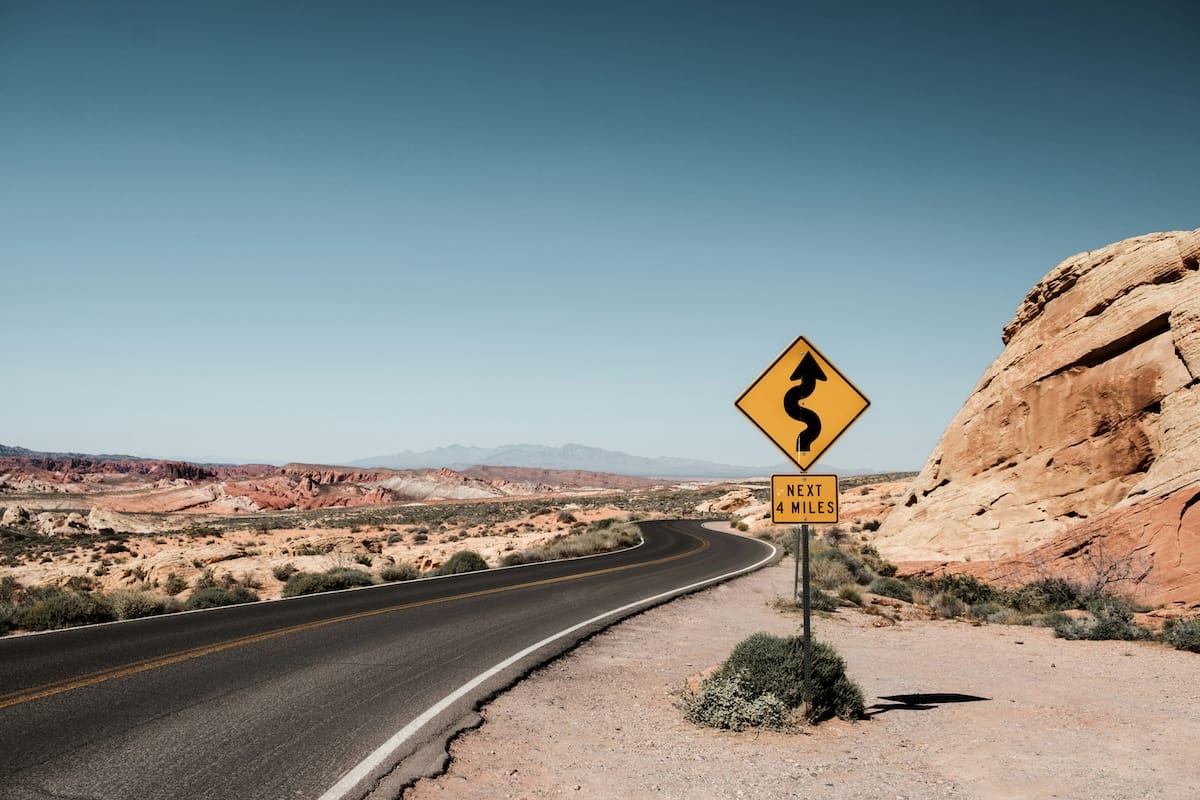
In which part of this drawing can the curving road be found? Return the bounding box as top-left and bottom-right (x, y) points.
(0, 520), (778, 800)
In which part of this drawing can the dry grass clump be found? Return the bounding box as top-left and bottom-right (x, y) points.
(501, 519), (640, 567)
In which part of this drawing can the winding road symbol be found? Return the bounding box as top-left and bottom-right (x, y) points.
(734, 336), (869, 472)
(783, 352), (826, 453)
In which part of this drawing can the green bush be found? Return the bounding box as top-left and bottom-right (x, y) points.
(282, 567), (374, 597)
(869, 576), (913, 603)
(272, 563), (298, 581)
(713, 632), (864, 723)
(837, 584), (863, 606)
(185, 585), (260, 609)
(0, 602), (17, 634)
(774, 589), (838, 614)
(986, 607), (1030, 625)
(434, 550), (490, 576)
(1011, 578), (1089, 612)
(1052, 599), (1151, 641)
(683, 671), (791, 731)
(162, 572), (188, 596)
(65, 575), (97, 593)
(500, 548), (548, 567)
(813, 546), (872, 585)
(380, 562), (420, 582)
(859, 544), (898, 577)
(929, 592), (969, 619)
(0, 576), (23, 604)
(109, 590), (181, 620)
(810, 557), (853, 590)
(917, 574), (996, 605)
(811, 588), (839, 612)
(194, 568), (218, 590)
(1163, 616), (1200, 653)
(18, 590), (117, 631)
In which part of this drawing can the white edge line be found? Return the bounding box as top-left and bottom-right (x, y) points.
(317, 534), (781, 800)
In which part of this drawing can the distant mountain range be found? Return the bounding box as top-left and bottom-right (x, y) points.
(0, 444), (144, 461)
(347, 443), (852, 479)
(1, 442), (876, 479)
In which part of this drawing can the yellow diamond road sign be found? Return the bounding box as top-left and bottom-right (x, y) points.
(735, 336), (869, 472)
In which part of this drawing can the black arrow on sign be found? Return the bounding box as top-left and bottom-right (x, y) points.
(783, 352), (826, 453)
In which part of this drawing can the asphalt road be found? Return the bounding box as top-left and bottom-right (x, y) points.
(0, 520), (777, 800)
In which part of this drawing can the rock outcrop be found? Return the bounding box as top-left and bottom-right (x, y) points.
(876, 228), (1200, 607)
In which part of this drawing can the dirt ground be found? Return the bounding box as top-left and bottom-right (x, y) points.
(405, 549), (1199, 800)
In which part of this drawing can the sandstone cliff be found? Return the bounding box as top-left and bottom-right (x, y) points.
(876, 228), (1200, 607)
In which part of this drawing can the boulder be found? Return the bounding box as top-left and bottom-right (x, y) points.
(877, 228), (1200, 606)
(1, 504), (29, 526)
(694, 489), (755, 514)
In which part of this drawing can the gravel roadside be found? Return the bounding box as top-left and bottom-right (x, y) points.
(404, 551), (1199, 800)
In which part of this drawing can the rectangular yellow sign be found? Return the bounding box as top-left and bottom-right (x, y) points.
(771, 474), (838, 524)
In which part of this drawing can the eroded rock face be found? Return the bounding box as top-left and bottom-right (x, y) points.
(877, 229), (1200, 606)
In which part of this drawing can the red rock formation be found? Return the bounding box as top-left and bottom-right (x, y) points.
(878, 228), (1200, 607)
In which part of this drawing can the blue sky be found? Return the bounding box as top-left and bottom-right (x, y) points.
(3, 1), (1198, 470)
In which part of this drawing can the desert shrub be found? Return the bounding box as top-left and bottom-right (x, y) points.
(0, 602), (15, 634)
(65, 575), (97, 593)
(916, 574), (996, 606)
(773, 589), (838, 614)
(929, 592), (968, 619)
(435, 550), (489, 576)
(500, 549), (548, 567)
(858, 544), (898, 578)
(380, 562), (420, 582)
(194, 568), (218, 590)
(354, 553), (373, 567)
(272, 563), (298, 581)
(862, 519), (882, 532)
(1034, 611), (1071, 629)
(683, 671), (791, 731)
(810, 557), (853, 590)
(811, 588), (839, 612)
(1012, 577), (1089, 612)
(823, 525), (848, 545)
(556, 510), (577, 524)
(0, 576), (21, 604)
(109, 590), (181, 620)
(185, 585), (260, 609)
(1052, 599), (1151, 641)
(502, 521), (640, 567)
(282, 567), (374, 597)
(1162, 616), (1200, 653)
(713, 632), (864, 723)
(412, 532), (429, 544)
(869, 576), (913, 603)
(18, 590), (117, 631)
(162, 572), (188, 596)
(837, 584), (863, 606)
(813, 546), (873, 585)
(986, 606), (1031, 625)
(969, 601), (1005, 621)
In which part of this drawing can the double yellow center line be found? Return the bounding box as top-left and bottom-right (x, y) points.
(0, 526), (708, 711)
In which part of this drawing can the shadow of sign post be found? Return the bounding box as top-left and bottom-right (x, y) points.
(865, 693), (991, 717)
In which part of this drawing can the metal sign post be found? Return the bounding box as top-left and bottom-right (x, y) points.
(802, 523), (812, 716)
(735, 335), (868, 720)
